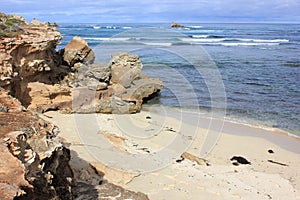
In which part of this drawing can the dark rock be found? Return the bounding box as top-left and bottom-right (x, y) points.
(230, 156), (251, 165)
(73, 182), (149, 200)
(268, 149), (274, 154)
(171, 22), (186, 28)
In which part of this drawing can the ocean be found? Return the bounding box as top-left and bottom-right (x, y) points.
(57, 23), (300, 135)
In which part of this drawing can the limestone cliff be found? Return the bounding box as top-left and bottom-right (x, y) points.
(0, 13), (163, 114)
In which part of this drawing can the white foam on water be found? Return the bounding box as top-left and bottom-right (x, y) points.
(83, 37), (130, 41)
(188, 25), (203, 28)
(143, 42), (173, 46)
(192, 35), (210, 38)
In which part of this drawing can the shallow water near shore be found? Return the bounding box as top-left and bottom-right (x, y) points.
(58, 23), (300, 135)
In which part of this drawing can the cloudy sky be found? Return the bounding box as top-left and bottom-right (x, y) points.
(1, 0), (300, 23)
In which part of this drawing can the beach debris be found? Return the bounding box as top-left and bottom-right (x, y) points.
(181, 152), (210, 166)
(138, 147), (151, 153)
(165, 126), (176, 132)
(268, 149), (274, 154)
(176, 157), (185, 163)
(267, 159), (288, 166)
(230, 156), (251, 165)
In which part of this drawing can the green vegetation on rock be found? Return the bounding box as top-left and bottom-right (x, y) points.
(0, 13), (24, 37)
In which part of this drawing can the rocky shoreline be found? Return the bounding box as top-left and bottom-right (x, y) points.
(0, 13), (163, 114)
(0, 13), (160, 199)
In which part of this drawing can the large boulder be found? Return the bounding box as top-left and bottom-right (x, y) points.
(110, 52), (142, 87)
(63, 36), (95, 67)
(73, 53), (163, 114)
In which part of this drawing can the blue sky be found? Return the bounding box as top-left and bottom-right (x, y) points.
(1, 0), (300, 23)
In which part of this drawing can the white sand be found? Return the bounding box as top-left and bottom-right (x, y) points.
(41, 108), (300, 200)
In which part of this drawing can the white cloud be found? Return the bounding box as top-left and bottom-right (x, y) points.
(2, 0), (300, 22)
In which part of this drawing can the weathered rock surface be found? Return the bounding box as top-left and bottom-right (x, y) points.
(110, 52), (142, 87)
(25, 82), (72, 112)
(73, 182), (149, 200)
(0, 88), (73, 200)
(72, 52), (163, 114)
(0, 14), (64, 89)
(62, 36), (95, 67)
(0, 12), (163, 114)
(0, 13), (154, 199)
(0, 88), (150, 199)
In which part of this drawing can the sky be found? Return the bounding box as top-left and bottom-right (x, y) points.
(1, 0), (300, 23)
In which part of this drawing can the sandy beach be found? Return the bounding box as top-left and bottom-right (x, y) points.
(41, 108), (300, 200)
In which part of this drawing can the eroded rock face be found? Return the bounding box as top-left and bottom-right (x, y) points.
(0, 88), (73, 200)
(0, 13), (163, 114)
(0, 14), (63, 89)
(26, 82), (72, 112)
(0, 13), (152, 199)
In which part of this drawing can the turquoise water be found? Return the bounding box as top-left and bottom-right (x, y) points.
(57, 23), (300, 134)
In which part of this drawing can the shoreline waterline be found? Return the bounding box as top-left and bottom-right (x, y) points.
(142, 105), (300, 153)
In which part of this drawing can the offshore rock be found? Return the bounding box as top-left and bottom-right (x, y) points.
(171, 22), (186, 28)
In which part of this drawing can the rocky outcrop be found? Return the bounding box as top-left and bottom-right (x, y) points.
(73, 52), (163, 114)
(0, 88), (73, 200)
(0, 13), (163, 114)
(0, 88), (150, 199)
(0, 12), (156, 199)
(171, 22), (186, 28)
(0, 14), (64, 89)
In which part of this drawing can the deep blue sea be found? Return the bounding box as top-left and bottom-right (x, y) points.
(57, 23), (300, 135)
